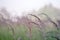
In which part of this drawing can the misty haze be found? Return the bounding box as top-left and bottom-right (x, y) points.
(0, 0), (60, 40)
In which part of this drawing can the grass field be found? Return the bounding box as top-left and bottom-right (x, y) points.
(0, 24), (60, 40)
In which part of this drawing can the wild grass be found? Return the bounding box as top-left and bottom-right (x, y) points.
(0, 25), (45, 40)
(0, 11), (60, 40)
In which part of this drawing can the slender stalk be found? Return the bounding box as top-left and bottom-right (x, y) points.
(40, 13), (59, 30)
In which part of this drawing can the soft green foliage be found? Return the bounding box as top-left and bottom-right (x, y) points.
(0, 25), (60, 40)
(45, 29), (60, 40)
(0, 25), (43, 40)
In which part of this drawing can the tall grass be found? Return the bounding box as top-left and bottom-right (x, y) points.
(0, 11), (60, 40)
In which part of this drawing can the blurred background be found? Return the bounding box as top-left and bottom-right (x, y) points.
(0, 0), (60, 40)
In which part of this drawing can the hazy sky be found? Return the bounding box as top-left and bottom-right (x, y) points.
(0, 0), (60, 16)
